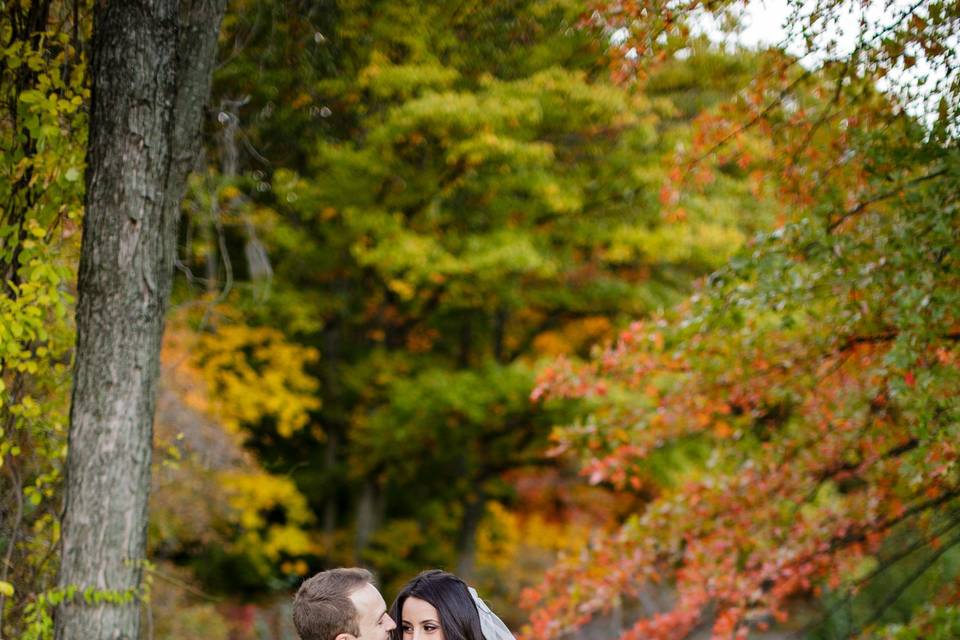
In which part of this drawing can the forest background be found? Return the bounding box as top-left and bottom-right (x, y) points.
(1, 0), (957, 639)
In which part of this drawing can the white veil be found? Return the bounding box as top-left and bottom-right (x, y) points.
(468, 587), (515, 640)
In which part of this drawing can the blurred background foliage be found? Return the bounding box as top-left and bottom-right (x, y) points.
(156, 0), (773, 633)
(167, 0), (772, 619)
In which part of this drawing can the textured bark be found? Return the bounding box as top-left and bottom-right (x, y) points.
(55, 1), (225, 639)
(166, 0), (229, 220)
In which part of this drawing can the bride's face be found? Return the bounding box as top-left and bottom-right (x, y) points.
(401, 597), (444, 640)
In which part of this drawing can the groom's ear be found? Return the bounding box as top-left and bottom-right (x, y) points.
(336, 633), (355, 640)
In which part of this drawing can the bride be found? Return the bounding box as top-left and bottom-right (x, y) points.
(390, 570), (514, 640)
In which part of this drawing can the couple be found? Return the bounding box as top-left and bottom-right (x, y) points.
(292, 568), (513, 640)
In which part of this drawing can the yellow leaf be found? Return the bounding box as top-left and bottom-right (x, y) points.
(0, 580), (13, 597)
(220, 185), (241, 200)
(387, 278), (415, 301)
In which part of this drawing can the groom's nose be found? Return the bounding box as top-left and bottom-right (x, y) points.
(384, 614), (397, 631)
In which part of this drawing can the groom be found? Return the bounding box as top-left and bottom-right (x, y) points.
(293, 567), (397, 640)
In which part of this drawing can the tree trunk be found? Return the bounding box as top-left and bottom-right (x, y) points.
(323, 430), (339, 534)
(459, 316), (472, 369)
(492, 305), (508, 363)
(455, 491), (486, 580)
(55, 2), (225, 639)
(355, 479), (382, 558)
(321, 318), (345, 536)
(175, 1), (231, 296)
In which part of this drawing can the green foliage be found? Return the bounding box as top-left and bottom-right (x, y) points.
(0, 3), (89, 636)
(874, 606), (960, 640)
(19, 566), (149, 640)
(189, 0), (775, 606)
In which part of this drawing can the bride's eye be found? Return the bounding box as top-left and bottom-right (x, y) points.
(402, 625), (413, 634)
(424, 625), (439, 633)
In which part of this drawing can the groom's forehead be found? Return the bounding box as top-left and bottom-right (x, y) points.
(351, 582), (385, 617)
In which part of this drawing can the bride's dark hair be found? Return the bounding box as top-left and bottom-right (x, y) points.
(389, 570), (484, 640)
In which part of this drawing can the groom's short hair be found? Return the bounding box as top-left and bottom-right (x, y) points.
(293, 567), (374, 640)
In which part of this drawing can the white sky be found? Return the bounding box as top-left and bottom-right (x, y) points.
(699, 0), (900, 57)
(690, 0), (951, 126)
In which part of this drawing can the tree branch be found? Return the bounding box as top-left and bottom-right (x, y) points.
(828, 167), (949, 231)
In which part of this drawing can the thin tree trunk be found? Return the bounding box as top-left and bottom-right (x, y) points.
(321, 318), (344, 535)
(178, 4), (233, 297)
(323, 430), (339, 534)
(459, 316), (472, 369)
(55, 2), (225, 638)
(455, 491), (486, 580)
(355, 479), (382, 558)
(492, 305), (508, 363)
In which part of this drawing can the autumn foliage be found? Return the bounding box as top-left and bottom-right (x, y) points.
(522, 0), (960, 638)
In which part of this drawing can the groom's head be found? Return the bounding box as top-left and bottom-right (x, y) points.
(294, 567), (396, 640)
